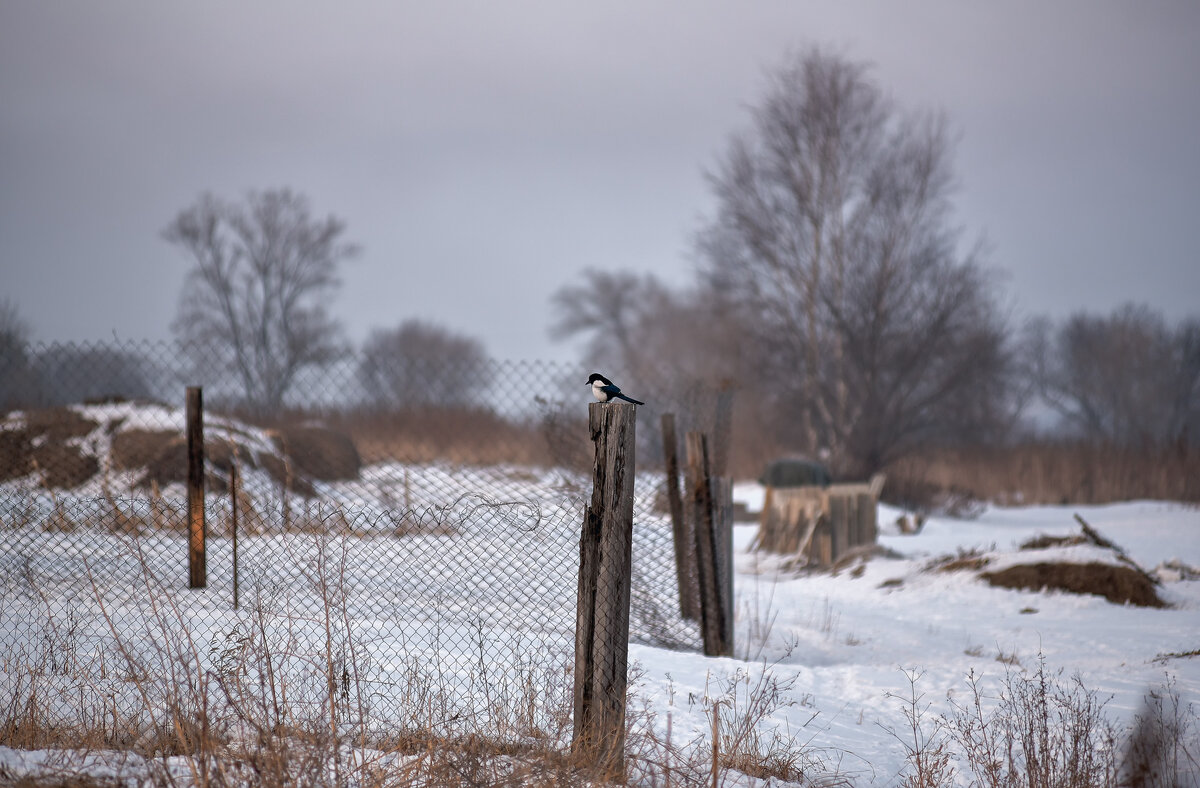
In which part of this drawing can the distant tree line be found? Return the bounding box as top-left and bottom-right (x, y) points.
(549, 49), (1199, 476)
(3, 48), (1195, 482)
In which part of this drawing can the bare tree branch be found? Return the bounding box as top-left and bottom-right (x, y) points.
(164, 189), (356, 416)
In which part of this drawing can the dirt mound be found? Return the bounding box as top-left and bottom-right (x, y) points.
(0, 429), (32, 482)
(269, 425), (361, 481)
(0, 404), (361, 497)
(32, 442), (99, 488)
(112, 429), (177, 471)
(24, 407), (98, 442)
(136, 436), (316, 497)
(982, 562), (1164, 608)
(258, 453), (318, 497)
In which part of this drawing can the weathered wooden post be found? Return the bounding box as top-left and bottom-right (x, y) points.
(711, 384), (734, 478)
(856, 491), (875, 548)
(661, 413), (698, 620)
(685, 431), (731, 657)
(829, 493), (847, 566)
(186, 386), (206, 589)
(230, 459), (240, 609)
(712, 477), (735, 652)
(573, 401), (636, 776)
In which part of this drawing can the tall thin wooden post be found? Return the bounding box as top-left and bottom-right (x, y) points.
(573, 401), (636, 777)
(186, 386), (206, 589)
(712, 477), (735, 652)
(829, 493), (847, 566)
(230, 459), (239, 609)
(711, 384), (734, 478)
(685, 432), (730, 657)
(661, 413), (698, 620)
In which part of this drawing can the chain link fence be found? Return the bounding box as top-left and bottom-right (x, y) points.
(1, 340), (729, 740)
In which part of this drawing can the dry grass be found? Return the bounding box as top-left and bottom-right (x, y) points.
(882, 656), (1200, 788)
(327, 407), (551, 468)
(887, 442), (1200, 510)
(0, 523), (834, 788)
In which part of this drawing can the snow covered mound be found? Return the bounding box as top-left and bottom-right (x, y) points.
(915, 514), (1173, 607)
(0, 400), (361, 498)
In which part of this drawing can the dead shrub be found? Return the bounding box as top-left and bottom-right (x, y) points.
(946, 656), (1121, 788)
(924, 548), (990, 574)
(1020, 533), (1087, 550)
(938, 556), (991, 573)
(982, 561), (1165, 607)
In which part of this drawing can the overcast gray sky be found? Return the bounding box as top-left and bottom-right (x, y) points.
(2, 1), (1198, 362)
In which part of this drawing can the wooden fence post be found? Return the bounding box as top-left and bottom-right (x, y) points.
(828, 493), (847, 566)
(661, 413), (698, 620)
(685, 431), (731, 657)
(573, 402), (637, 777)
(186, 386), (206, 589)
(230, 459), (240, 609)
(712, 476), (735, 654)
(711, 384), (734, 478)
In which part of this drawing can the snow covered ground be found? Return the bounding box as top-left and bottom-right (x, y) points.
(1, 467), (1198, 785)
(624, 493), (1200, 782)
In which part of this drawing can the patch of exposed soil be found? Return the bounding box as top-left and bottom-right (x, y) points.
(258, 453), (318, 498)
(982, 562), (1164, 608)
(1, 405), (359, 499)
(24, 407), (98, 442)
(111, 429), (177, 471)
(0, 428), (32, 482)
(203, 438), (258, 473)
(269, 425), (361, 481)
(32, 442), (99, 488)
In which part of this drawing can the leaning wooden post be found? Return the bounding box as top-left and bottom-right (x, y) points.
(186, 386), (206, 589)
(573, 401), (637, 777)
(661, 413), (698, 620)
(685, 431), (730, 657)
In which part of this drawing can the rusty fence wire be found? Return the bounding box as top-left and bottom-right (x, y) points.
(0, 340), (728, 737)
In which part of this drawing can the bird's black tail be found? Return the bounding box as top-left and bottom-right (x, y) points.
(615, 393), (644, 406)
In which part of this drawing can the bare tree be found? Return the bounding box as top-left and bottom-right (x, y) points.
(695, 48), (1010, 474)
(1035, 304), (1200, 447)
(0, 298), (39, 408)
(163, 189), (356, 416)
(358, 319), (490, 408)
(548, 268), (671, 379)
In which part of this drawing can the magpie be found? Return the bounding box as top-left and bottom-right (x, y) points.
(587, 373), (644, 405)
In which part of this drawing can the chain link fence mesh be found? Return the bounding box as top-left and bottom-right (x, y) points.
(1, 340), (728, 738)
